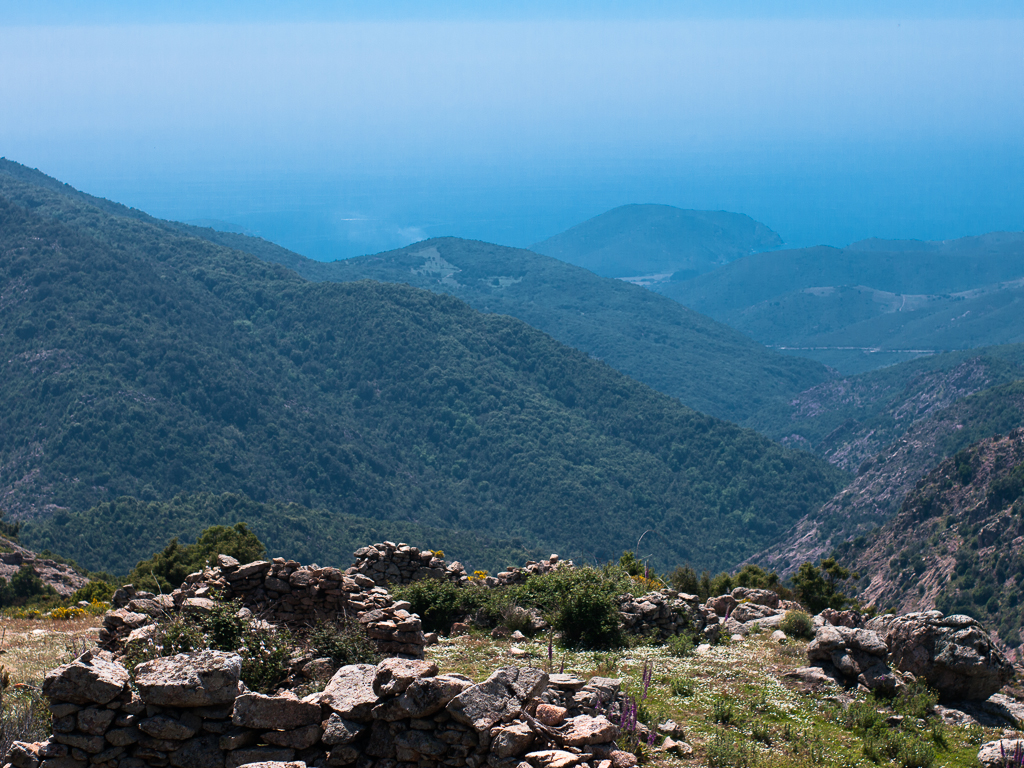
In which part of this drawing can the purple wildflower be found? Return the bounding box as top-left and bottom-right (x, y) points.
(641, 660), (653, 700)
(647, 730), (657, 747)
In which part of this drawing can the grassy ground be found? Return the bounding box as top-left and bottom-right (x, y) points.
(425, 630), (1012, 768)
(0, 616), (102, 686)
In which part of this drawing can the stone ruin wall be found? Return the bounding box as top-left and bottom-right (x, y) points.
(101, 554), (426, 660)
(6, 651), (637, 768)
(348, 544), (572, 590)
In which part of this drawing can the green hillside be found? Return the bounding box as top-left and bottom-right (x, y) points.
(0, 163), (845, 574)
(247, 236), (829, 426)
(657, 236), (1024, 373)
(530, 204), (782, 279)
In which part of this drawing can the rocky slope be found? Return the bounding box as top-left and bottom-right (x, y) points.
(749, 376), (1024, 573)
(0, 535), (88, 597)
(833, 431), (1024, 661)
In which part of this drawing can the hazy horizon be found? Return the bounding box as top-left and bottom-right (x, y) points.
(2, 2), (1022, 261)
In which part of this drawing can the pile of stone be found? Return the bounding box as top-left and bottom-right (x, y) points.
(493, 556), (574, 588)
(617, 590), (717, 642)
(6, 652), (633, 768)
(99, 555), (426, 660)
(703, 587), (794, 640)
(349, 544), (467, 588)
(789, 608), (1015, 703)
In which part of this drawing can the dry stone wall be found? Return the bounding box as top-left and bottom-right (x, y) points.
(101, 554), (425, 660)
(6, 653), (634, 768)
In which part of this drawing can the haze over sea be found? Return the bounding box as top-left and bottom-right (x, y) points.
(1, 0), (1022, 260)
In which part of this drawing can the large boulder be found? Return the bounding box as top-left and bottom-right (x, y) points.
(371, 674), (473, 721)
(372, 658), (438, 696)
(447, 667), (548, 732)
(134, 651), (241, 707)
(879, 612), (1014, 700)
(42, 651), (130, 705)
(806, 624), (893, 692)
(319, 664), (378, 722)
(731, 587), (780, 609)
(978, 739), (1024, 768)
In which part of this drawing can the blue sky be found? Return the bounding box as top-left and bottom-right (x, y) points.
(1, 2), (1021, 259)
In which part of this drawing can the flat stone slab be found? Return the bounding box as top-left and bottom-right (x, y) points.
(135, 651), (241, 707)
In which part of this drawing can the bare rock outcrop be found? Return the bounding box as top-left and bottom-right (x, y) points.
(869, 611), (1014, 700)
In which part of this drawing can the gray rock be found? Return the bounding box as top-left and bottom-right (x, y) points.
(76, 707), (116, 735)
(561, 716), (617, 746)
(883, 611), (1014, 700)
(320, 714), (365, 746)
(731, 588), (780, 609)
(135, 651), (241, 707)
(139, 714), (201, 741)
(524, 750), (585, 768)
(42, 652), (130, 706)
(394, 730), (447, 759)
(226, 747), (294, 768)
(730, 603), (777, 623)
(232, 693), (321, 731)
(319, 665), (378, 722)
(447, 668), (548, 732)
(491, 723), (535, 758)
(167, 736), (224, 768)
(104, 728), (141, 747)
(372, 658), (438, 697)
(52, 735), (104, 754)
(978, 739), (1024, 768)
(260, 725), (321, 750)
(7, 741), (40, 768)
(373, 675), (473, 721)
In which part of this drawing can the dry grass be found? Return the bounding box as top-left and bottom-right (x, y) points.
(0, 616), (102, 686)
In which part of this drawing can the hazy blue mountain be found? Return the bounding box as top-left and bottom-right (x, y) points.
(656, 234), (1024, 373)
(529, 204), (783, 279)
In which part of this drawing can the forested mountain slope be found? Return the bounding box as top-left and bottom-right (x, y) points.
(528, 204), (782, 279)
(0, 161), (831, 427)
(657, 235), (1024, 373)
(0, 163), (844, 574)
(257, 237), (829, 426)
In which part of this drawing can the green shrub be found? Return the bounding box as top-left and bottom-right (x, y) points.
(706, 729), (755, 768)
(70, 580), (116, 604)
(203, 601), (246, 652)
(779, 611), (814, 640)
(893, 681), (938, 720)
(710, 697), (737, 726)
(239, 624), (292, 694)
(127, 523), (265, 593)
(667, 675), (694, 698)
(751, 720), (772, 746)
(162, 616), (208, 655)
(308, 619), (381, 666)
(843, 700), (887, 733)
(1, 688), (49, 760)
(393, 578), (471, 634)
(498, 602), (535, 634)
(555, 577), (623, 649)
(666, 632), (695, 657)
